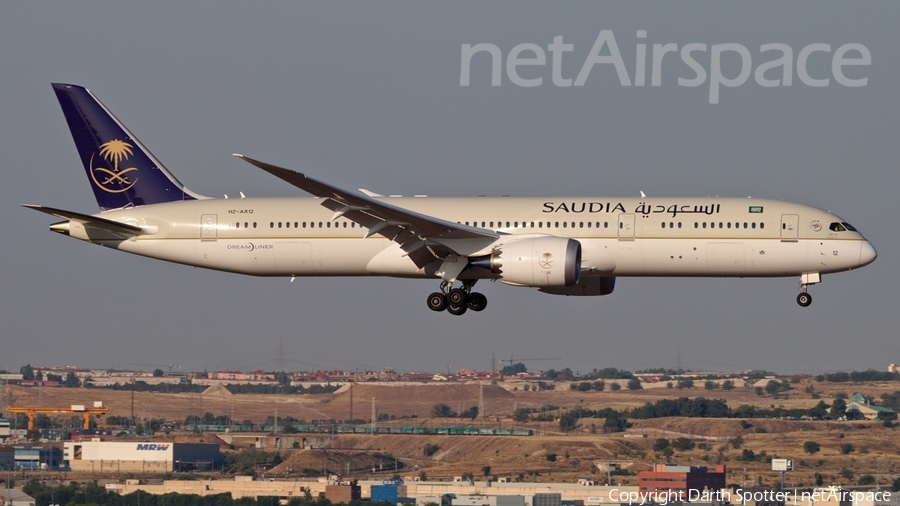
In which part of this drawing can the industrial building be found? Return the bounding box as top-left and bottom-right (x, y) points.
(63, 440), (222, 473)
(0, 489), (36, 506)
(638, 464), (726, 501)
(13, 447), (59, 470)
(846, 393), (897, 420)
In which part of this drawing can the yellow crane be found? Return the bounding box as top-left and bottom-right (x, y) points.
(5, 404), (109, 430)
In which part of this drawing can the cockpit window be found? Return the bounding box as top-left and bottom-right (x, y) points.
(829, 222), (846, 232)
(842, 222), (858, 232)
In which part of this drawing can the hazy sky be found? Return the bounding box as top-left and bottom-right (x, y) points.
(2, 3), (897, 376)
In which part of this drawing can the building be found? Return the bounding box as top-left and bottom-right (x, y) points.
(14, 447), (59, 470)
(326, 482), (361, 503)
(0, 490), (36, 506)
(63, 440), (222, 473)
(0, 418), (9, 442)
(846, 392), (896, 420)
(0, 446), (14, 468)
(371, 482), (409, 504)
(638, 464), (726, 501)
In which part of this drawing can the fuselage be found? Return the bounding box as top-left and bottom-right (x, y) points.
(63, 196), (876, 280)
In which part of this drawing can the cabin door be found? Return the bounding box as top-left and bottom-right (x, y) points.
(618, 214), (635, 241)
(201, 214), (218, 241)
(780, 214), (799, 242)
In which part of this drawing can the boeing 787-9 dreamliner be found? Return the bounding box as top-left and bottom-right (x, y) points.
(26, 84), (877, 315)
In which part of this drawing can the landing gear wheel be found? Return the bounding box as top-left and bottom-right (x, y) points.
(447, 288), (468, 306)
(447, 304), (468, 316)
(466, 292), (487, 312)
(427, 292), (448, 312)
(797, 292), (812, 307)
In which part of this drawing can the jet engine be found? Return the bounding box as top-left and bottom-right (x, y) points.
(469, 235), (581, 287)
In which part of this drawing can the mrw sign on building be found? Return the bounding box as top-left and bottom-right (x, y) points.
(64, 441), (221, 473)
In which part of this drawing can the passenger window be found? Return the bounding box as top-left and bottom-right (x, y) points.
(661, 222), (666, 229)
(253, 222), (257, 228)
(302, 222), (307, 228)
(270, 222), (274, 228)
(562, 222), (567, 228)
(579, 222), (583, 228)
(727, 222), (731, 229)
(760, 223), (764, 229)
(319, 222), (323, 228)
(743, 223), (748, 229)
(719, 222), (723, 228)
(752, 222), (756, 229)
(538, 222), (543, 228)
(587, 222), (592, 229)
(285, 222), (290, 228)
(677, 222), (682, 229)
(235, 222), (240, 229)
(555, 222), (559, 228)
(531, 222), (535, 228)
(278, 222), (282, 228)
(694, 222), (698, 229)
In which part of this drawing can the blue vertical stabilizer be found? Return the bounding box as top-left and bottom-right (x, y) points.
(52, 83), (206, 211)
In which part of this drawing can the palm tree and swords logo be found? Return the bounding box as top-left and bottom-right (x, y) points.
(90, 139), (138, 193)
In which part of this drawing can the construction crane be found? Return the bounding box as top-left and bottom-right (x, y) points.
(128, 363), (181, 373)
(6, 403), (109, 430)
(505, 356), (562, 367)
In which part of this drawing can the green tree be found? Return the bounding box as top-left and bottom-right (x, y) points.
(64, 371), (80, 388)
(704, 380), (719, 391)
(722, 379), (735, 390)
(153, 368), (165, 377)
(610, 382), (621, 391)
(501, 363), (527, 376)
(20, 364), (34, 380)
(423, 444), (439, 457)
(858, 475), (875, 486)
(840, 443), (854, 455)
(672, 437), (695, 451)
(545, 453), (557, 462)
(512, 408), (530, 423)
(676, 379), (694, 389)
(627, 378), (643, 391)
(803, 441), (821, 454)
(482, 465), (492, 476)
(431, 403), (455, 418)
(831, 399), (847, 419)
(653, 438), (670, 452)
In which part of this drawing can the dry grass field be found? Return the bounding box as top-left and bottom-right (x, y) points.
(4, 378), (899, 488)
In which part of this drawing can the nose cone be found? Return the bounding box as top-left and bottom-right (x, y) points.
(859, 240), (877, 267)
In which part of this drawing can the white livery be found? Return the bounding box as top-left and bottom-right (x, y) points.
(28, 84), (876, 315)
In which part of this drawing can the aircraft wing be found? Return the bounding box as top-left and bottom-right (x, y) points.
(22, 204), (145, 235)
(235, 155), (498, 268)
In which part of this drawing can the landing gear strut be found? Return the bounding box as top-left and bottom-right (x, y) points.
(796, 273), (820, 307)
(426, 280), (487, 315)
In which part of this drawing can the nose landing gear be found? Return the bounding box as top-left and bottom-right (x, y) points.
(426, 280), (487, 315)
(796, 272), (820, 307)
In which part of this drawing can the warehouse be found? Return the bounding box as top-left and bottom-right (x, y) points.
(63, 441), (222, 473)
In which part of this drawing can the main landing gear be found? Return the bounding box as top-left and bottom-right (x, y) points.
(427, 280), (487, 316)
(796, 272), (820, 307)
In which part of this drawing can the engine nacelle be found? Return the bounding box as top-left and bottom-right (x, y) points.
(470, 236), (581, 287)
(539, 276), (616, 296)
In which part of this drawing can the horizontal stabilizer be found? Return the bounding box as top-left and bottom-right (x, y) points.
(22, 204), (144, 235)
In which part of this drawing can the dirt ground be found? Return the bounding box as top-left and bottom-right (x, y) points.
(4, 378), (899, 488)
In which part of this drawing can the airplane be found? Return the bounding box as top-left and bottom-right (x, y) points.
(26, 83), (877, 315)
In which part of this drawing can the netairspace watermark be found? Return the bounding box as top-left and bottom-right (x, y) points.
(459, 30), (871, 104)
(605, 488), (891, 506)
